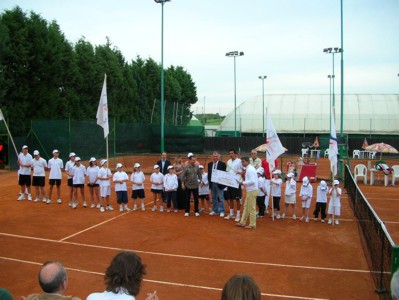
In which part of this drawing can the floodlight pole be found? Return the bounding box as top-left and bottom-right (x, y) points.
(154, 0), (170, 152)
(258, 75), (267, 137)
(339, 0), (345, 180)
(328, 75), (335, 134)
(226, 51), (244, 137)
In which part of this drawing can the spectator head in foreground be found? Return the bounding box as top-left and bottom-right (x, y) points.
(221, 274), (261, 300)
(392, 270), (399, 300)
(104, 251), (146, 297)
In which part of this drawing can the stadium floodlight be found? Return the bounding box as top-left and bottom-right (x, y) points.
(323, 47), (341, 109)
(226, 51), (244, 137)
(154, 0), (171, 152)
(258, 75), (267, 137)
(327, 75), (335, 134)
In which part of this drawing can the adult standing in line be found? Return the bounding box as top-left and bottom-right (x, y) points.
(25, 261), (81, 300)
(249, 150), (262, 169)
(224, 149), (243, 222)
(86, 251), (146, 300)
(235, 156), (259, 229)
(181, 154), (202, 217)
(64, 152), (76, 207)
(261, 158), (279, 215)
(156, 151), (171, 175)
(17, 145), (32, 201)
(31, 150), (48, 203)
(208, 151), (226, 217)
(48, 150), (64, 204)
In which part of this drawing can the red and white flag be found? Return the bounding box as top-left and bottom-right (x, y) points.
(266, 112), (285, 172)
(329, 114), (338, 176)
(96, 74), (109, 138)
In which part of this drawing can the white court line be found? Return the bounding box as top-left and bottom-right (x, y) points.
(59, 211), (131, 241)
(0, 232), (370, 274)
(0, 256), (328, 300)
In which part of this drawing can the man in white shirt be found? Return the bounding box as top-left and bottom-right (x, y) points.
(224, 149), (243, 222)
(235, 156), (259, 229)
(48, 149), (64, 204)
(17, 145), (32, 201)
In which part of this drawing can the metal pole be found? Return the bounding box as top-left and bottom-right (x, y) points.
(160, 1), (165, 152)
(233, 55), (237, 137)
(339, 0), (345, 179)
(332, 53), (335, 108)
(262, 78), (264, 137)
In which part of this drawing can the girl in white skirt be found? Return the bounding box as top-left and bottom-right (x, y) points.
(328, 179), (342, 225)
(299, 176), (313, 222)
(282, 172), (296, 220)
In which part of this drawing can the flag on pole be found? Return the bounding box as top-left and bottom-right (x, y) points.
(266, 112), (285, 171)
(328, 114), (338, 177)
(96, 74), (109, 138)
(0, 108), (4, 121)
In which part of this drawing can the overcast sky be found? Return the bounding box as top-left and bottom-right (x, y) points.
(1, 0), (398, 114)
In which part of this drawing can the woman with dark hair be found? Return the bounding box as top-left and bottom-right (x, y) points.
(221, 274), (261, 300)
(86, 252), (146, 300)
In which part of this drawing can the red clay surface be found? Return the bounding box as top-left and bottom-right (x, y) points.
(1, 155), (395, 300)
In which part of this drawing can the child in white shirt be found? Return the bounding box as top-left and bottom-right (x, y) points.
(256, 169), (267, 217)
(130, 163), (146, 211)
(150, 165), (164, 212)
(270, 170), (283, 219)
(282, 172), (297, 220)
(198, 165), (210, 213)
(328, 179), (342, 225)
(313, 180), (328, 222)
(113, 163), (129, 212)
(164, 165), (178, 212)
(299, 176), (313, 222)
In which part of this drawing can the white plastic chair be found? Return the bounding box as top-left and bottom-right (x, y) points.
(392, 165), (399, 186)
(354, 164), (367, 185)
(353, 149), (360, 159)
(324, 149), (329, 158)
(301, 148), (308, 158)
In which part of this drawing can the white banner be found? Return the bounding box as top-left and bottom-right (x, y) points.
(211, 169), (239, 188)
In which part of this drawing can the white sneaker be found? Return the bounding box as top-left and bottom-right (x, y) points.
(124, 207), (131, 212)
(224, 214), (233, 220)
(335, 220), (339, 225)
(57, 199), (62, 204)
(133, 205), (138, 211)
(106, 205), (114, 211)
(195, 212), (200, 217)
(90, 203), (96, 208)
(34, 197), (40, 203)
(281, 213), (286, 219)
(42, 198), (46, 203)
(314, 218), (318, 221)
(292, 215), (297, 220)
(96, 203), (101, 209)
(141, 205), (146, 211)
(160, 206), (164, 212)
(83, 201), (87, 208)
(152, 206), (157, 212)
(276, 214), (281, 220)
(321, 219), (325, 223)
(119, 206), (124, 212)
(219, 213), (225, 218)
(184, 213), (189, 217)
(305, 218), (309, 223)
(300, 216), (305, 221)
(328, 219), (332, 224)
(234, 215), (241, 222)
(17, 194), (25, 201)
(209, 211), (217, 216)
(46, 199), (51, 204)
(28, 194), (32, 201)
(100, 206), (105, 213)
(72, 202), (77, 209)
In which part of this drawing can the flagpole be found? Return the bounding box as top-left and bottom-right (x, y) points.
(266, 108), (274, 222)
(0, 109), (18, 156)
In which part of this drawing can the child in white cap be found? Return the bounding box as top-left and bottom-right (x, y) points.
(97, 159), (113, 212)
(198, 165), (210, 213)
(299, 176), (313, 222)
(130, 163), (146, 211)
(256, 168), (267, 218)
(282, 172), (297, 220)
(68, 157), (86, 209)
(328, 179), (342, 225)
(86, 157), (100, 208)
(313, 180), (328, 222)
(113, 163), (129, 212)
(164, 165), (178, 212)
(150, 165), (164, 212)
(270, 170), (283, 219)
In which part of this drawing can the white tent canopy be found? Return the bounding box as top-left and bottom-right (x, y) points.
(217, 94), (399, 135)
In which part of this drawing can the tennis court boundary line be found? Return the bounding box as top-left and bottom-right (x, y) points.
(0, 232), (370, 274)
(0, 256), (328, 300)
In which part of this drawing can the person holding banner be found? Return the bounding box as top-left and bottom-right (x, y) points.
(235, 157), (259, 229)
(17, 145), (32, 201)
(208, 151), (226, 217)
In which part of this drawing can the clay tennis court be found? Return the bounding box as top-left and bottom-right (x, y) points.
(1, 155), (396, 300)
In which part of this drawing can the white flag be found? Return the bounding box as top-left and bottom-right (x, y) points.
(266, 112), (285, 172)
(0, 109), (4, 121)
(328, 114), (338, 176)
(96, 75), (109, 138)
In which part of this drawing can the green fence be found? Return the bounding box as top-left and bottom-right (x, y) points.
(4, 119), (204, 170)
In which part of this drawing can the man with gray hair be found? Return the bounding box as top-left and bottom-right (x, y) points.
(25, 261), (81, 300)
(392, 270), (399, 300)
